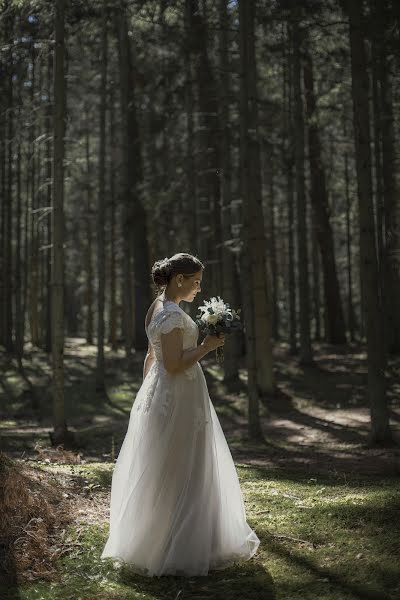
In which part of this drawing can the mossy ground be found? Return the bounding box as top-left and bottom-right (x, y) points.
(0, 340), (399, 599)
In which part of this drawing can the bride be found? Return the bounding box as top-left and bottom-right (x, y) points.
(101, 252), (260, 576)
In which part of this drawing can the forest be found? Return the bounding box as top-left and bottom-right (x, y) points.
(0, 0), (399, 599)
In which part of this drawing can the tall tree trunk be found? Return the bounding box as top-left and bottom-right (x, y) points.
(29, 40), (39, 346)
(37, 50), (45, 348)
(239, 0), (274, 440)
(116, 1), (151, 353)
(22, 143), (29, 353)
(284, 29), (297, 354)
(371, 38), (384, 290)
(374, 1), (400, 354)
(45, 52), (52, 353)
(343, 116), (356, 342)
(108, 84), (117, 350)
(345, 0), (391, 445)
(291, 12), (312, 363)
(96, 0), (108, 390)
(189, 0), (221, 296)
(4, 18), (14, 353)
(51, 0), (71, 446)
(116, 4), (133, 355)
(84, 106), (94, 345)
(184, 0), (198, 249)
(303, 51), (346, 345)
(15, 80), (23, 364)
(218, 0), (241, 382)
(267, 159), (279, 340)
(310, 211), (321, 341)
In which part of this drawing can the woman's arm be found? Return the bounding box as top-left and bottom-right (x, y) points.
(160, 328), (224, 375)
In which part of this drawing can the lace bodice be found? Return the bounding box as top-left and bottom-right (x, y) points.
(146, 301), (199, 362)
(135, 301), (202, 417)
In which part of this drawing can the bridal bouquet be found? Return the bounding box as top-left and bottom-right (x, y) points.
(195, 296), (243, 363)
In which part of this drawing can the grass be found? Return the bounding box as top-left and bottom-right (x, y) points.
(1, 462), (397, 600)
(1, 340), (399, 599)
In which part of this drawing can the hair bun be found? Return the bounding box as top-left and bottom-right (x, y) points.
(151, 257), (171, 288)
(151, 253), (205, 295)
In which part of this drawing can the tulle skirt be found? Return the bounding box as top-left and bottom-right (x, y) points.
(101, 359), (260, 577)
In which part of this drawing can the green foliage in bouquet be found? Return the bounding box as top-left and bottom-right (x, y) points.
(194, 297), (243, 362)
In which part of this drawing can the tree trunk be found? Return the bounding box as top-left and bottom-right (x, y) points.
(343, 116), (357, 342)
(116, 1), (151, 354)
(116, 4), (133, 355)
(4, 20), (14, 353)
(184, 0), (198, 250)
(310, 210), (321, 341)
(218, 0), (241, 383)
(15, 59), (23, 364)
(51, 0), (71, 446)
(29, 40), (39, 347)
(371, 38), (384, 290)
(108, 84), (118, 350)
(303, 51), (346, 345)
(291, 12), (312, 364)
(374, 1), (400, 354)
(346, 0), (391, 445)
(189, 0), (221, 296)
(267, 159), (279, 340)
(284, 30), (297, 354)
(96, 0), (108, 390)
(84, 106), (94, 345)
(239, 0), (274, 440)
(45, 52), (52, 354)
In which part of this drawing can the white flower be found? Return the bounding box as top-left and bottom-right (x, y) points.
(198, 296), (230, 317)
(202, 312), (221, 325)
(197, 295), (241, 329)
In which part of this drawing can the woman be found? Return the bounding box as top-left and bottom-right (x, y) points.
(101, 253), (260, 576)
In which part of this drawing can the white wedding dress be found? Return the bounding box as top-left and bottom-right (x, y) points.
(101, 300), (260, 576)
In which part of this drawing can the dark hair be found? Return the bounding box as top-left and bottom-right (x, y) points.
(151, 253), (205, 296)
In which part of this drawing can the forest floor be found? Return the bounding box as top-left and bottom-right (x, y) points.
(0, 339), (399, 600)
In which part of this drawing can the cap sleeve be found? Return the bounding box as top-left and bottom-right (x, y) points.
(158, 310), (185, 335)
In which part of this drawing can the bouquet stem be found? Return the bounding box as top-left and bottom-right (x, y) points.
(216, 346), (224, 363)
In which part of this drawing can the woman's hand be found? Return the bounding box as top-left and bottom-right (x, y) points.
(201, 332), (225, 352)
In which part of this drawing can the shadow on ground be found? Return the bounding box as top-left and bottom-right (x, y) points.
(1, 340), (399, 482)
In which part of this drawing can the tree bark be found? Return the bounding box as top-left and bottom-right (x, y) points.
(267, 159), (279, 340)
(51, 0), (71, 446)
(28, 38), (39, 347)
(343, 116), (356, 342)
(15, 73), (23, 364)
(115, 4), (133, 356)
(189, 0), (221, 296)
(96, 0), (108, 390)
(84, 106), (94, 345)
(345, 0), (391, 445)
(45, 52), (52, 353)
(291, 12), (312, 363)
(116, 0), (151, 353)
(4, 17), (14, 353)
(239, 0), (274, 440)
(303, 51), (346, 344)
(108, 84), (118, 350)
(184, 0), (198, 251)
(283, 29), (297, 354)
(374, 1), (400, 354)
(218, 0), (241, 383)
